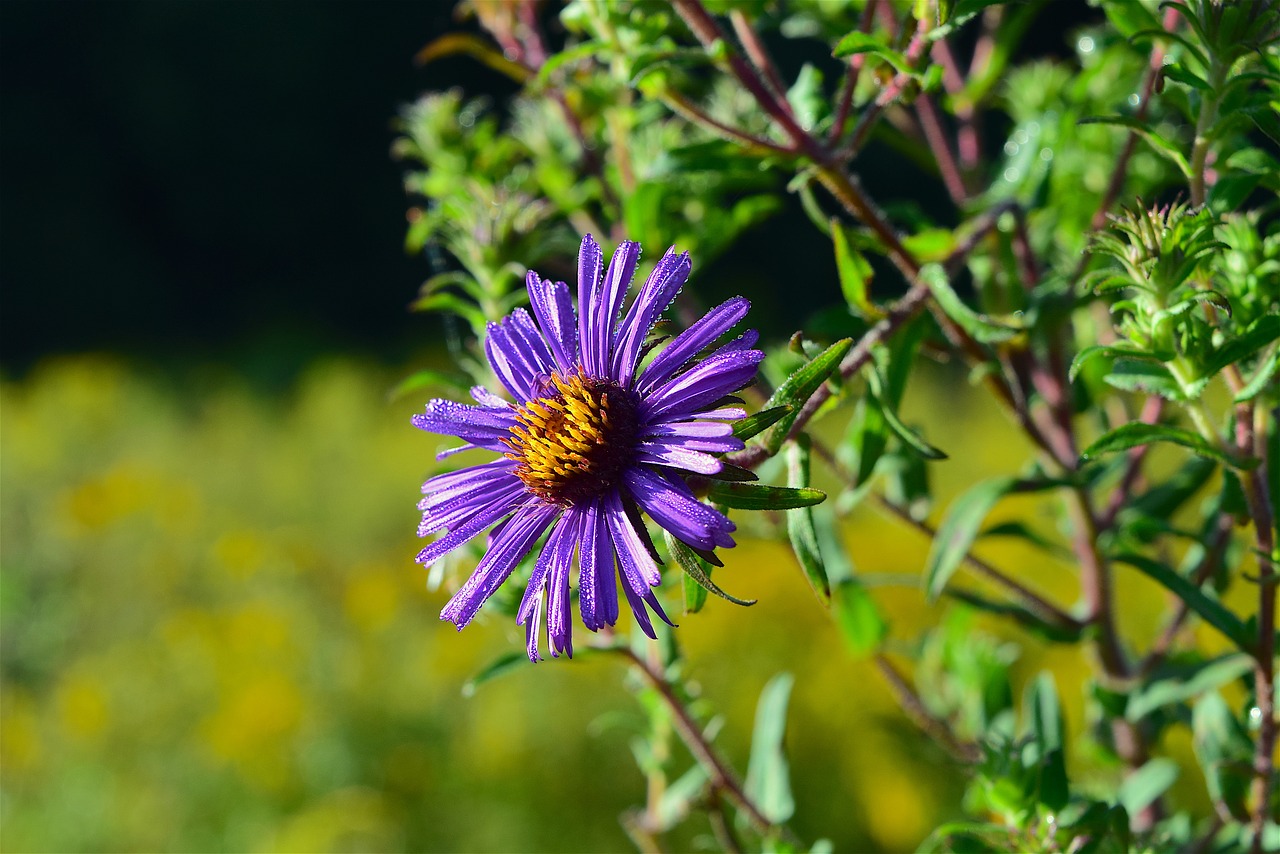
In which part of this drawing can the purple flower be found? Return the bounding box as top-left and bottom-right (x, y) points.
(414, 235), (762, 661)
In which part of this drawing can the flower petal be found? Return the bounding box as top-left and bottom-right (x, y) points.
(420, 470), (525, 535)
(483, 309), (555, 402)
(638, 297), (750, 393)
(643, 420), (745, 453)
(526, 271), (578, 373)
(634, 441), (724, 475)
(624, 466), (736, 552)
(440, 502), (562, 629)
(412, 399), (516, 451)
(415, 487), (527, 566)
(517, 508), (578, 661)
(580, 497), (622, 630)
(641, 349), (764, 421)
(612, 247), (691, 385)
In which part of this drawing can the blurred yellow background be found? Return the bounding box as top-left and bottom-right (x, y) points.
(1, 355), (1241, 852)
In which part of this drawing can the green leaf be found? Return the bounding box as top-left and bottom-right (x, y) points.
(387, 368), (472, 401)
(683, 568), (709, 614)
(1117, 759), (1179, 817)
(831, 580), (887, 656)
(902, 229), (957, 264)
(831, 219), (878, 319)
(1113, 553), (1251, 651)
(1126, 654), (1254, 721)
(1101, 360), (1185, 400)
(945, 588), (1082, 643)
(786, 436), (831, 603)
(1078, 115), (1193, 177)
(865, 370), (948, 460)
(919, 264), (1022, 344)
(1234, 349), (1278, 402)
(664, 530), (756, 607)
(744, 673), (796, 824)
(409, 292), (489, 331)
(461, 651), (527, 697)
(1193, 693), (1254, 820)
(733, 405), (792, 441)
(1024, 673), (1069, 811)
(925, 476), (1055, 600)
(1199, 314), (1280, 380)
(655, 765), (710, 831)
(760, 339), (854, 456)
(1081, 422), (1249, 469)
(707, 482), (827, 510)
(1068, 344), (1154, 382)
(831, 32), (910, 73)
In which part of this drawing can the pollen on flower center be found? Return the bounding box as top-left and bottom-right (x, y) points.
(502, 371), (642, 506)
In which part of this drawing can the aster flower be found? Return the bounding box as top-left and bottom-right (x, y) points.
(414, 235), (763, 661)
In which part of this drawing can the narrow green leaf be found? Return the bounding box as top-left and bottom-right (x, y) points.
(1114, 553), (1251, 651)
(1234, 349), (1278, 403)
(733, 405), (792, 441)
(664, 530), (756, 607)
(831, 219), (878, 319)
(461, 651), (527, 697)
(786, 436), (830, 603)
(865, 370), (948, 461)
(760, 339), (854, 456)
(1069, 344), (1153, 382)
(1118, 759), (1179, 817)
(682, 569), (709, 614)
(409, 292), (488, 331)
(1101, 360), (1185, 400)
(707, 482), (827, 510)
(1024, 673), (1069, 811)
(1200, 314), (1280, 380)
(534, 40), (602, 87)
(831, 580), (887, 655)
(387, 368), (472, 401)
(925, 476), (1028, 600)
(831, 32), (910, 73)
(1078, 115), (1193, 176)
(1127, 654), (1253, 721)
(1081, 422), (1249, 469)
(744, 673), (796, 824)
(919, 264), (1022, 343)
(656, 765), (710, 831)
(945, 588), (1082, 643)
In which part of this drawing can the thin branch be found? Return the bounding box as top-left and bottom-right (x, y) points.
(874, 654), (982, 763)
(613, 645), (785, 841)
(658, 89), (796, 156)
(915, 95), (968, 205)
(876, 496), (1084, 635)
(1099, 396), (1165, 530)
(728, 9), (791, 106)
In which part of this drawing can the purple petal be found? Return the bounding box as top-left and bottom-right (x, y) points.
(688, 406), (748, 421)
(412, 399), (516, 451)
(634, 441), (724, 475)
(545, 511), (579, 657)
(415, 487), (527, 566)
(526, 271), (578, 373)
(440, 502), (562, 629)
(612, 247), (691, 386)
(580, 238), (639, 376)
(602, 492), (661, 590)
(643, 420), (745, 453)
(483, 309), (556, 402)
(470, 386), (511, 409)
(641, 349), (765, 421)
(420, 471), (525, 536)
(624, 466), (736, 552)
(576, 497), (615, 630)
(576, 234), (604, 374)
(638, 297), (750, 393)
(710, 329), (760, 356)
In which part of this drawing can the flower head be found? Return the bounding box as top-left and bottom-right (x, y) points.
(414, 235), (762, 660)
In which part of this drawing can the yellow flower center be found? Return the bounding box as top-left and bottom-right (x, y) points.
(503, 372), (640, 506)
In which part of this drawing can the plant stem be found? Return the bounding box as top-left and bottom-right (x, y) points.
(874, 654), (981, 763)
(614, 645), (784, 840)
(876, 496), (1083, 635)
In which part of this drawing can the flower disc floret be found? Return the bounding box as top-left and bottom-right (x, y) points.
(503, 372), (641, 506)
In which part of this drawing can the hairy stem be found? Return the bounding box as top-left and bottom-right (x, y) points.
(615, 645), (784, 840)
